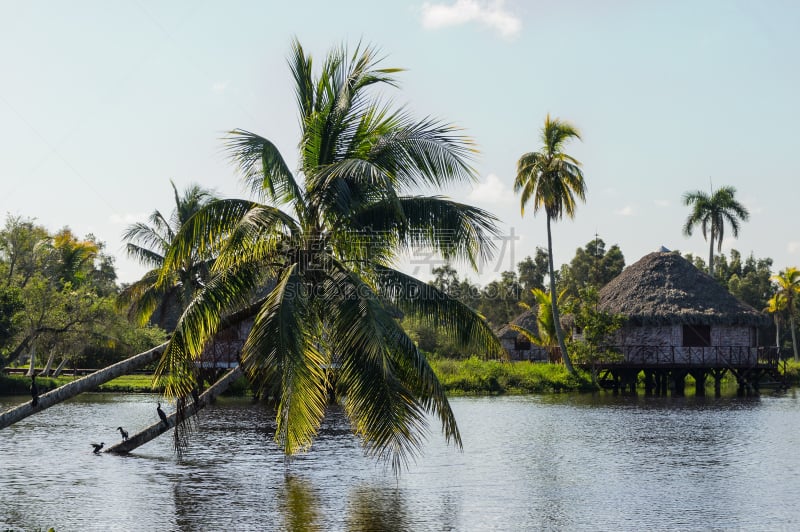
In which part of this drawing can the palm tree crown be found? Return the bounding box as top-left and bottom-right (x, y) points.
(158, 40), (502, 471)
(771, 267), (800, 361)
(118, 181), (216, 329)
(682, 186), (749, 277)
(513, 114), (586, 374)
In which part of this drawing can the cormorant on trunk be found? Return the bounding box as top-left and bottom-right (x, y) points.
(156, 402), (168, 427)
(30, 376), (39, 407)
(91, 442), (104, 454)
(117, 426), (128, 441)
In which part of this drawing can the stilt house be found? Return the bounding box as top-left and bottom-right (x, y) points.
(597, 251), (770, 366)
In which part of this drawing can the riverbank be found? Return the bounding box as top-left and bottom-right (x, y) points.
(3, 358), (799, 396)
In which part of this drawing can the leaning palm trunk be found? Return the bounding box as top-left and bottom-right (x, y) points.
(51, 357), (69, 377)
(105, 366), (242, 455)
(546, 216), (574, 373)
(0, 343), (167, 430)
(40, 349), (57, 376)
(25, 346), (36, 377)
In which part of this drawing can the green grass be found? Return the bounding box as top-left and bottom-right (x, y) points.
(431, 356), (595, 395)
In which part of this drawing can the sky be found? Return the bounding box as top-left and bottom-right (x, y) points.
(1, 0), (799, 286)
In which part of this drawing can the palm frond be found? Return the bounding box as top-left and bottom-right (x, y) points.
(240, 264), (328, 455)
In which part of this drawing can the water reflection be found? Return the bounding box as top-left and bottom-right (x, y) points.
(280, 476), (322, 532)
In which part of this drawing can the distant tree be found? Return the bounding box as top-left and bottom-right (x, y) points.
(514, 115), (586, 374)
(517, 249), (549, 306)
(478, 271), (522, 328)
(430, 263), (460, 295)
(682, 186), (749, 277)
(560, 237), (624, 298)
(566, 287), (625, 382)
(771, 267), (800, 361)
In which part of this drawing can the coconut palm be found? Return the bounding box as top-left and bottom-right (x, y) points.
(682, 186), (749, 277)
(765, 292), (787, 356)
(513, 114), (585, 374)
(157, 40), (502, 471)
(770, 267), (800, 361)
(118, 181), (216, 330)
(510, 287), (567, 362)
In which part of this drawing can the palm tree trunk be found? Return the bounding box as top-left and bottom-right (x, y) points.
(708, 234), (715, 277)
(52, 356), (69, 377)
(105, 366), (242, 454)
(25, 346), (36, 377)
(41, 349), (57, 376)
(0, 342), (167, 430)
(790, 314), (799, 362)
(546, 216), (574, 374)
(774, 315), (781, 352)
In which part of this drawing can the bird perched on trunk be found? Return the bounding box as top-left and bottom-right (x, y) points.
(30, 375), (39, 407)
(91, 442), (104, 454)
(117, 426), (129, 441)
(156, 402), (168, 427)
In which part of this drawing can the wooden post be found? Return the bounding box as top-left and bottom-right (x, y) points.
(691, 370), (706, 397)
(644, 370), (654, 396)
(672, 371), (686, 397)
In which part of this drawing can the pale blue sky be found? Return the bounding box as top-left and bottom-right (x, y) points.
(1, 0), (798, 285)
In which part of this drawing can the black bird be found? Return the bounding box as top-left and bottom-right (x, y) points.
(156, 402), (168, 426)
(91, 442), (104, 454)
(117, 426), (129, 441)
(30, 375), (39, 407)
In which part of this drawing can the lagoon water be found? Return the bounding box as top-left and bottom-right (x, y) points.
(2, 392), (800, 531)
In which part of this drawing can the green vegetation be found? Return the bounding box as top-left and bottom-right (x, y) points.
(431, 357), (594, 394)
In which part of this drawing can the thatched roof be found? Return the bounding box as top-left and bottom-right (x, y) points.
(496, 309), (539, 339)
(598, 251), (769, 326)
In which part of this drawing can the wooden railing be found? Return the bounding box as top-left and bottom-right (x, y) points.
(591, 346), (779, 367)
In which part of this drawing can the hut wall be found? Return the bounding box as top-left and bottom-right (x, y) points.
(711, 326), (753, 347)
(617, 326), (673, 346)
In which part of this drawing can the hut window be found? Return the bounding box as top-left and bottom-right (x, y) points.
(682, 325), (711, 347)
(515, 336), (531, 350)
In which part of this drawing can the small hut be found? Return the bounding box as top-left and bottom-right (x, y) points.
(496, 310), (551, 362)
(597, 251), (771, 366)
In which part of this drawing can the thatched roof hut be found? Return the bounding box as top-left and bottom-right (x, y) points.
(598, 251), (769, 327)
(496, 309), (539, 340)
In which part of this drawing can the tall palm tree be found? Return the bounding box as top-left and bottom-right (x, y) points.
(771, 267), (800, 361)
(513, 114), (585, 374)
(765, 292), (787, 355)
(118, 181), (216, 330)
(682, 186), (749, 277)
(158, 40), (502, 471)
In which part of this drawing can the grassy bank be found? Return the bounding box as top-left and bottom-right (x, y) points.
(431, 357), (596, 395)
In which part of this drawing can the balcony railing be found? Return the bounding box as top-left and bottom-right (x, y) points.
(591, 345), (779, 368)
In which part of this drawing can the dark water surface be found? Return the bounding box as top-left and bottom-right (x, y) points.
(2, 392), (800, 531)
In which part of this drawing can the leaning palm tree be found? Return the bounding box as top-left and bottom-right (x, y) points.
(682, 186), (749, 277)
(118, 181), (216, 330)
(513, 114), (585, 374)
(771, 267), (800, 361)
(158, 39), (502, 471)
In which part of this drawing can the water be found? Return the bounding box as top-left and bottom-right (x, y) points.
(2, 392), (800, 531)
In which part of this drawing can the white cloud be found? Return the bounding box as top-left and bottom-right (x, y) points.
(211, 80), (230, 93)
(109, 212), (148, 225)
(654, 199), (670, 207)
(420, 0), (522, 38)
(468, 173), (514, 205)
(788, 241), (800, 254)
(614, 205), (635, 216)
